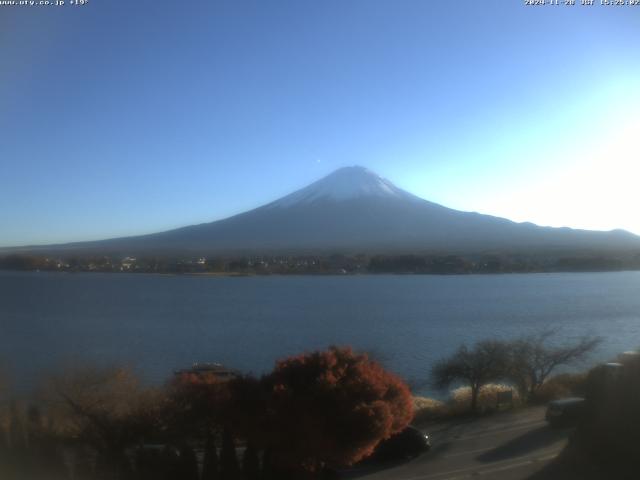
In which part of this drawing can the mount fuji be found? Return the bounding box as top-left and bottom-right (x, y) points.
(9, 166), (640, 255)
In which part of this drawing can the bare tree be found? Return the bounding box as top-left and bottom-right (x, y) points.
(507, 330), (600, 402)
(431, 340), (510, 413)
(44, 366), (164, 478)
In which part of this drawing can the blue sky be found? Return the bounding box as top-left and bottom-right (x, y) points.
(1, 0), (639, 247)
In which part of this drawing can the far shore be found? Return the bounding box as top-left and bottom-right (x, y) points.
(3, 266), (640, 278)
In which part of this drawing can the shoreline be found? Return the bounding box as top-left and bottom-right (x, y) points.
(2, 268), (640, 277)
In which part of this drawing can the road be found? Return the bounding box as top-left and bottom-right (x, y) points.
(343, 407), (572, 480)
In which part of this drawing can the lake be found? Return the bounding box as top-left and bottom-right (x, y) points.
(1, 270), (640, 395)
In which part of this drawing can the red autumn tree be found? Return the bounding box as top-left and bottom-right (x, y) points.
(165, 370), (232, 439)
(167, 370), (265, 445)
(261, 346), (413, 472)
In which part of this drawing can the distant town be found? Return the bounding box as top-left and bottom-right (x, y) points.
(2, 251), (640, 275)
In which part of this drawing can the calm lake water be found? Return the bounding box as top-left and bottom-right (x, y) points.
(1, 270), (640, 395)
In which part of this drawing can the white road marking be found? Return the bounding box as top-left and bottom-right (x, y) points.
(428, 415), (545, 437)
(445, 420), (547, 442)
(472, 452), (558, 477)
(392, 450), (560, 480)
(442, 446), (495, 458)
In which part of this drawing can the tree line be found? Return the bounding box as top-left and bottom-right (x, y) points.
(0, 347), (413, 480)
(3, 252), (640, 275)
(0, 334), (601, 479)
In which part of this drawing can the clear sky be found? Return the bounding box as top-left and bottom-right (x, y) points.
(1, 0), (639, 247)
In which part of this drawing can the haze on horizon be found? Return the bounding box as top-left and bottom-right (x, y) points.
(1, 1), (639, 248)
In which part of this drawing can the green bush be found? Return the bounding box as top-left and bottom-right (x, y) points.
(448, 384), (520, 414)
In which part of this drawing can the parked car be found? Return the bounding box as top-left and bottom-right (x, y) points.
(546, 397), (585, 427)
(371, 426), (431, 461)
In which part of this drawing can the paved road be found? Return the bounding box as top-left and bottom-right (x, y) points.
(343, 407), (572, 480)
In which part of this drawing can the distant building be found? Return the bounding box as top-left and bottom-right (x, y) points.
(121, 256), (136, 270)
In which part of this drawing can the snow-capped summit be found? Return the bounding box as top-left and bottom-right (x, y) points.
(268, 166), (418, 208)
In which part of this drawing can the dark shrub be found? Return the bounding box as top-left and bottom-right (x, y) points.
(220, 428), (240, 480)
(202, 435), (219, 480)
(242, 441), (260, 480)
